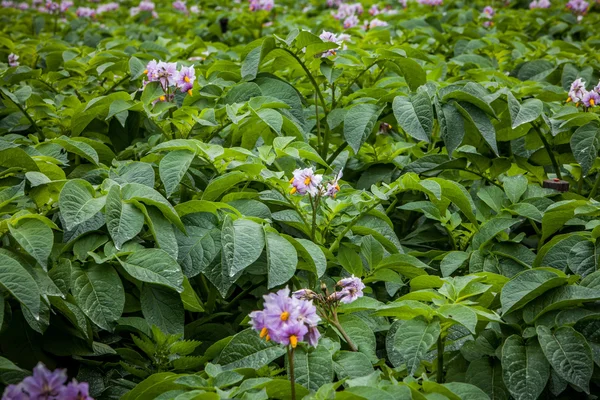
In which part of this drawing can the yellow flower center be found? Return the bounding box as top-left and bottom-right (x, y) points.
(290, 335), (298, 348)
(290, 187), (297, 195)
(144, 69), (148, 74)
(266, 334), (270, 342)
(591, 99), (596, 106)
(187, 89), (193, 96)
(260, 327), (268, 338)
(304, 177), (312, 185)
(566, 96), (572, 103)
(184, 76), (190, 83)
(159, 95), (166, 101)
(280, 311), (290, 321)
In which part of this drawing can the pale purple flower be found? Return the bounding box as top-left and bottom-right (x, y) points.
(319, 30), (346, 57)
(483, 5), (495, 16)
(1, 0), (14, 7)
(290, 168), (323, 196)
(325, 170), (343, 198)
(172, 0), (187, 13)
(568, 78), (586, 103)
(292, 289), (316, 300)
(63, 381), (92, 400)
(190, 5), (199, 13)
(369, 4), (380, 15)
(59, 0), (72, 12)
(249, 0), (274, 11)
(334, 275), (365, 304)
(594, 80), (600, 93)
(332, 2), (363, 19)
(21, 363), (67, 400)
(76, 6), (95, 17)
(2, 384), (26, 400)
(8, 53), (19, 67)
(175, 65), (195, 94)
(582, 91), (600, 108)
(97, 2), (118, 13)
(17, 2), (28, 9)
(367, 18), (388, 29)
(483, 20), (494, 27)
(326, 0), (342, 7)
(307, 325), (321, 347)
(343, 14), (359, 29)
(399, 0), (407, 8)
(529, 0), (550, 8)
(155, 61), (177, 89)
(45, 0), (59, 12)
(566, 0), (588, 14)
(418, 0), (443, 5)
(139, 0), (155, 10)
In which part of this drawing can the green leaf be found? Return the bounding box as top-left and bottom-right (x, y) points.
(536, 326), (593, 393)
(71, 262), (124, 331)
(0, 251), (40, 319)
(429, 178), (478, 226)
(570, 122), (599, 176)
(503, 175), (528, 204)
(290, 343), (333, 392)
(440, 251), (470, 277)
(332, 351), (374, 380)
(440, 102), (466, 156)
(501, 335), (549, 400)
(338, 315), (377, 362)
(0, 356), (29, 385)
(438, 304), (477, 334)
(122, 373), (186, 400)
(140, 284), (184, 335)
(392, 91), (433, 143)
(471, 217), (519, 249)
(455, 102), (498, 156)
(120, 249), (184, 292)
(141, 81), (165, 105)
(121, 183), (184, 232)
(291, 238), (326, 278)
(394, 317), (440, 375)
(568, 240), (597, 277)
(508, 94), (542, 129)
(241, 37), (276, 81)
(8, 219), (53, 270)
(265, 230), (298, 289)
(175, 213), (220, 278)
(344, 103), (383, 153)
(105, 185), (144, 250)
(59, 179), (106, 231)
(129, 56), (146, 79)
(202, 171), (247, 201)
(221, 216), (265, 277)
(522, 285), (600, 323)
(500, 268), (567, 314)
(159, 150), (195, 198)
(394, 57), (427, 92)
(465, 357), (509, 400)
(53, 136), (99, 165)
(181, 277), (204, 312)
(541, 200), (588, 242)
(217, 328), (286, 370)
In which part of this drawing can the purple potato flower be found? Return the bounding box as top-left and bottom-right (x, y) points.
(21, 363), (67, 400)
(289, 168), (323, 196)
(8, 53), (19, 67)
(1, 384), (26, 400)
(568, 78), (586, 103)
(62, 380), (92, 400)
(582, 90), (600, 108)
(325, 170), (343, 198)
(333, 275), (366, 304)
(175, 65), (195, 95)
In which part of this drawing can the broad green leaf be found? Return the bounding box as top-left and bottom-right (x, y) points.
(181, 277), (204, 312)
(438, 304), (477, 334)
(508, 94), (542, 129)
(440, 102), (465, 156)
(338, 315), (377, 362)
(54, 136), (99, 165)
(145, 205), (179, 260)
(541, 200), (588, 243)
(455, 102), (498, 156)
(522, 285), (600, 323)
(291, 238), (326, 278)
(471, 217), (519, 250)
(570, 122), (599, 176)
(429, 178), (478, 226)
(59, 179), (106, 231)
(159, 150), (195, 198)
(360, 235), (384, 271)
(332, 351), (374, 380)
(0, 251), (40, 319)
(289, 343), (333, 392)
(120, 249), (184, 292)
(71, 262), (124, 331)
(241, 37), (276, 81)
(140, 284), (184, 335)
(394, 317), (440, 375)
(9, 219), (53, 270)
(501, 335), (549, 400)
(500, 268), (567, 314)
(122, 373), (186, 400)
(344, 103), (383, 153)
(392, 91), (433, 143)
(503, 175), (528, 204)
(441, 251), (470, 277)
(536, 326), (593, 393)
(121, 183), (184, 232)
(221, 216), (265, 277)
(202, 172), (247, 201)
(175, 213), (220, 278)
(465, 357), (509, 400)
(217, 328), (286, 370)
(394, 57), (427, 92)
(568, 240), (597, 277)
(105, 185), (144, 250)
(265, 230), (297, 289)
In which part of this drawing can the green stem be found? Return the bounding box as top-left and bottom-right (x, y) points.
(288, 347), (296, 400)
(444, 224), (457, 251)
(331, 312), (358, 352)
(531, 122), (562, 180)
(437, 335), (445, 383)
(104, 73), (131, 94)
(315, 91), (322, 153)
(337, 59), (383, 104)
(326, 142), (348, 165)
(280, 48), (328, 115)
(0, 92), (45, 140)
(329, 201), (381, 253)
(310, 194), (318, 242)
(589, 172), (600, 199)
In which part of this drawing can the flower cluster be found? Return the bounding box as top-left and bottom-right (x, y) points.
(369, 5), (397, 16)
(76, 6), (95, 17)
(566, 0), (588, 15)
(250, 288), (320, 348)
(318, 31), (349, 57)
(326, 0), (342, 7)
(172, 0), (187, 13)
(529, 0), (550, 9)
(330, 276), (365, 304)
(249, 0), (274, 11)
(96, 2), (118, 14)
(130, 0), (158, 18)
(2, 363), (92, 400)
(143, 60), (196, 100)
(365, 18), (388, 29)
(8, 53), (19, 67)
(289, 168), (343, 198)
(482, 5), (494, 27)
(0, 1), (28, 9)
(567, 78), (600, 108)
(399, 0), (408, 8)
(332, 3), (363, 20)
(418, 0), (443, 6)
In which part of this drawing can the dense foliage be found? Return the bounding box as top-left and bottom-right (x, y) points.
(2, 0), (600, 398)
